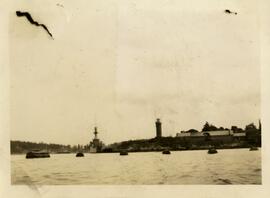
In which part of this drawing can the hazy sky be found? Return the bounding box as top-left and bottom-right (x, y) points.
(10, 0), (260, 145)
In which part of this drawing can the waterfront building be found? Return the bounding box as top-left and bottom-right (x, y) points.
(233, 132), (246, 137)
(233, 132), (246, 141)
(202, 130), (233, 136)
(176, 130), (233, 137)
(176, 131), (192, 137)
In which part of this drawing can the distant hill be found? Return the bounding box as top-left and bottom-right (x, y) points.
(10, 140), (72, 154)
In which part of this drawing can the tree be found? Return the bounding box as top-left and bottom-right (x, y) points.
(231, 126), (243, 132)
(245, 123), (257, 131)
(187, 129), (198, 133)
(202, 122), (210, 131)
(231, 126), (238, 132)
(202, 122), (218, 131)
(208, 124), (218, 131)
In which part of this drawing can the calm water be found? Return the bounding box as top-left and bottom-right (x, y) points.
(11, 149), (261, 185)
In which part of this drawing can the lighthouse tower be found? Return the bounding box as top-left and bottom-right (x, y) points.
(155, 118), (162, 138)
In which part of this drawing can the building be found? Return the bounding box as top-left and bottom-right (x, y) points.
(176, 131), (191, 137)
(176, 130), (232, 137)
(176, 129), (234, 142)
(176, 131), (202, 137)
(202, 130), (233, 136)
(155, 118), (162, 138)
(233, 132), (246, 141)
(233, 132), (246, 137)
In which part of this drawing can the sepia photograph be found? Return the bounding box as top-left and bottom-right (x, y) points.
(2, 1), (270, 197)
(8, 0), (262, 186)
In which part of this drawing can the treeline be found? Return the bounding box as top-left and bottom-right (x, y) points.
(105, 136), (250, 153)
(10, 140), (86, 154)
(189, 121), (260, 133)
(202, 122), (230, 131)
(105, 121), (261, 152)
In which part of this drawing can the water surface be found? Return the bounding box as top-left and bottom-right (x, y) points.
(11, 148), (261, 185)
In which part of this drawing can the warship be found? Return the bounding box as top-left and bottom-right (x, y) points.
(89, 127), (104, 153)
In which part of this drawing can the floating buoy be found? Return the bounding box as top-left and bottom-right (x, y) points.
(208, 148), (218, 154)
(249, 147), (258, 151)
(26, 150), (50, 159)
(120, 151), (128, 155)
(162, 150), (171, 154)
(76, 152), (84, 157)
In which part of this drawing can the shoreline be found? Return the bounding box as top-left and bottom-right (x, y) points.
(10, 146), (261, 155)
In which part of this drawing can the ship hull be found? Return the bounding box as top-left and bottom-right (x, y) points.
(89, 147), (97, 153)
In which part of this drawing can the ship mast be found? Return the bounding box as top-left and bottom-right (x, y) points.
(94, 126), (98, 139)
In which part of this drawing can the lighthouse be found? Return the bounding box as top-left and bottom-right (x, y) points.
(155, 118), (162, 138)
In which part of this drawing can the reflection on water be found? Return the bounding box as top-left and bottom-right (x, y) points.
(11, 148), (261, 185)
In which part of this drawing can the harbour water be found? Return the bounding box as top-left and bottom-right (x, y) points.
(11, 148), (261, 185)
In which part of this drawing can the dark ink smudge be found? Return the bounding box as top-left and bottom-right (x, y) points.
(16, 11), (53, 39)
(225, 9), (237, 15)
(56, 3), (64, 8)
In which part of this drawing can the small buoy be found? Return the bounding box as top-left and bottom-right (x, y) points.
(76, 152), (84, 157)
(120, 151), (128, 155)
(208, 148), (218, 154)
(26, 151), (50, 159)
(249, 147), (258, 151)
(162, 150), (171, 154)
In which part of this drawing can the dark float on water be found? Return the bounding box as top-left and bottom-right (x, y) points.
(26, 150), (50, 159)
(249, 147), (258, 151)
(76, 152), (84, 157)
(162, 150), (171, 154)
(208, 148), (218, 154)
(120, 151), (128, 155)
